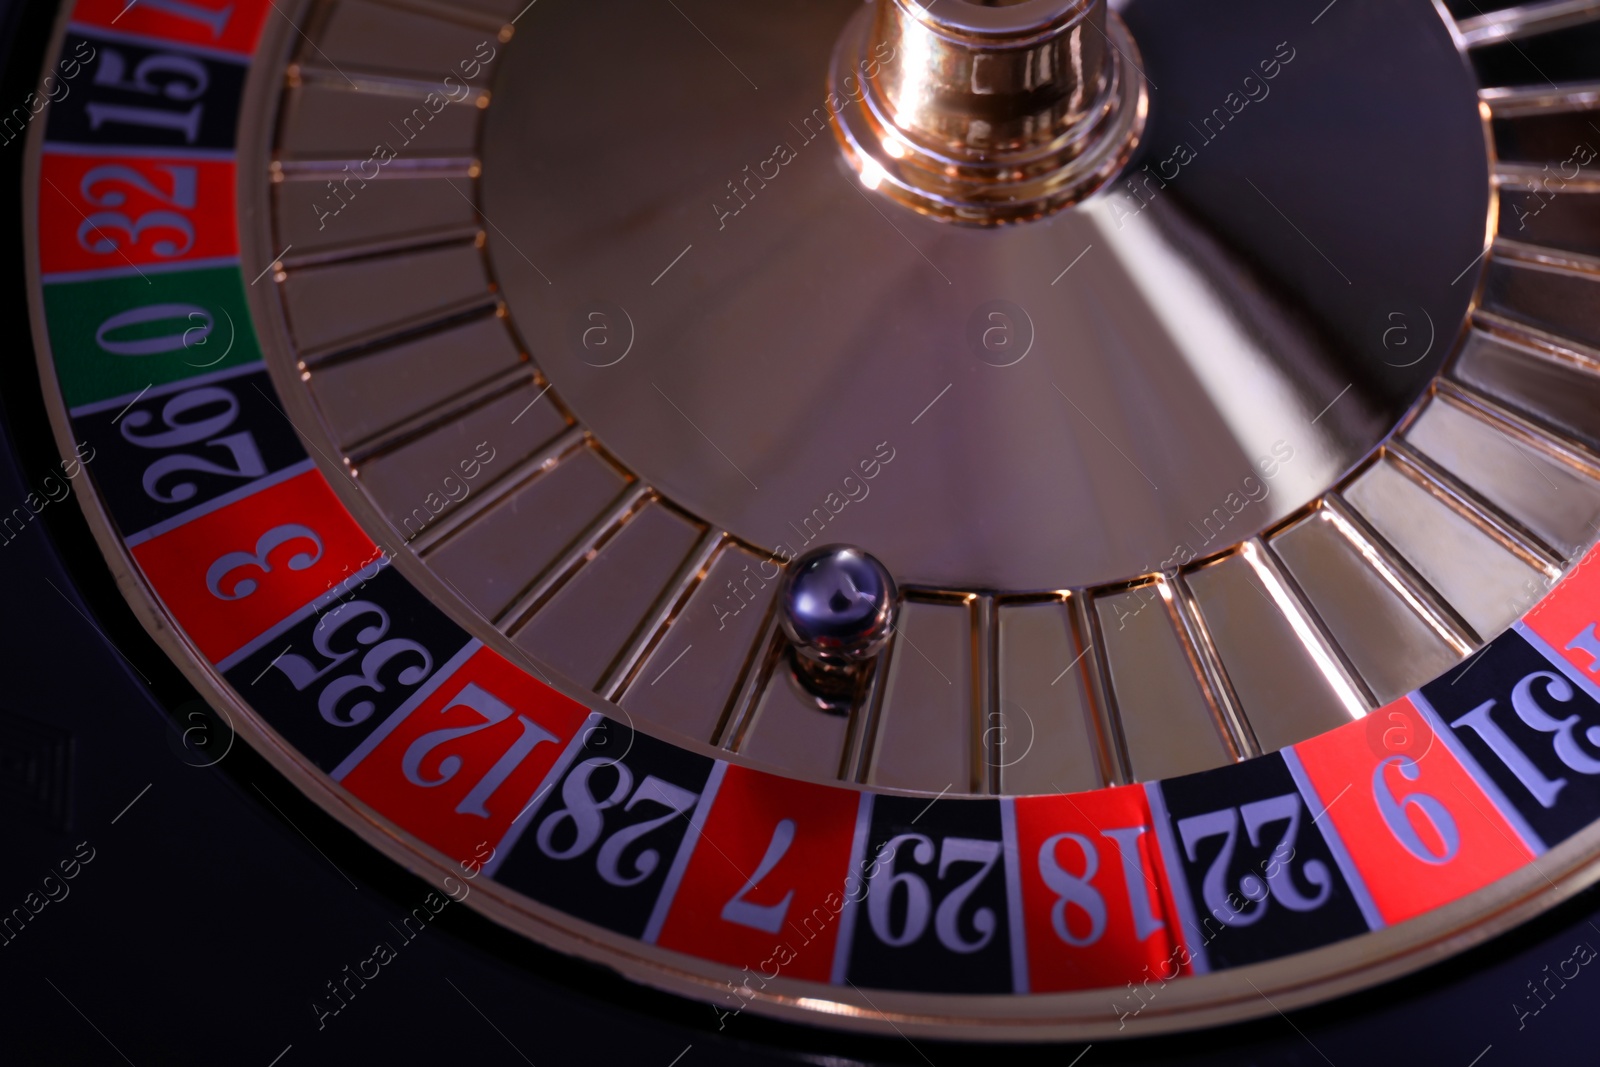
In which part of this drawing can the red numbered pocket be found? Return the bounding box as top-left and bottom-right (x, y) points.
(340, 647), (591, 869)
(1292, 704), (1535, 925)
(39, 153), (237, 275)
(70, 0), (273, 56)
(130, 467), (379, 663)
(1012, 786), (1187, 992)
(653, 765), (861, 985)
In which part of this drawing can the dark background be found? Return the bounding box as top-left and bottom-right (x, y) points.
(0, 0), (1595, 1062)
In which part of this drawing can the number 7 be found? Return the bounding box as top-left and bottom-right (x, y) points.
(721, 819), (797, 934)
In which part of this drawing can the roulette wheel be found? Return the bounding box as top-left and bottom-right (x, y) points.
(16, 0), (1600, 1060)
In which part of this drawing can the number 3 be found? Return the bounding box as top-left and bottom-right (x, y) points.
(78, 210), (195, 257)
(205, 523), (322, 600)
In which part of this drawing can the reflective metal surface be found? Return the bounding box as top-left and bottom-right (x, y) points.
(253, 0), (1543, 800)
(482, 0), (1490, 593)
(829, 0), (1147, 224)
(779, 543), (898, 707)
(779, 544), (897, 661)
(35, 0), (1600, 1041)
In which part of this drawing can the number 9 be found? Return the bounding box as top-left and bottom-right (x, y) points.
(1373, 755), (1460, 865)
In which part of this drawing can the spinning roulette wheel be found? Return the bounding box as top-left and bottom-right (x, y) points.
(15, 0), (1600, 1060)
